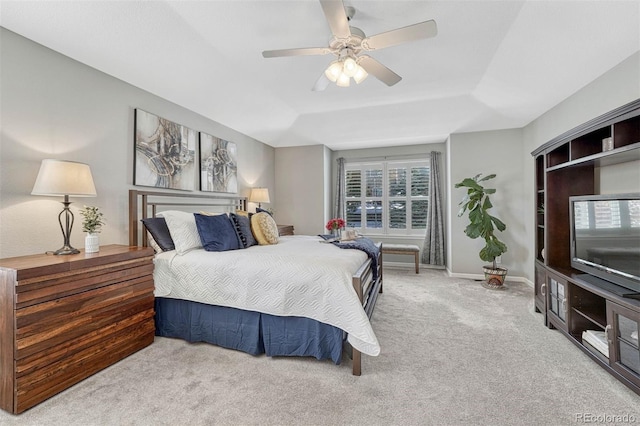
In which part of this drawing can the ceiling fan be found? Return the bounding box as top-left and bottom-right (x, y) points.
(261, 0), (437, 90)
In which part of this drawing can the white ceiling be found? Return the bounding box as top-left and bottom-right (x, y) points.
(1, 1), (639, 150)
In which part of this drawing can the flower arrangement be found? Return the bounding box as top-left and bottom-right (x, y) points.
(325, 218), (346, 233)
(79, 206), (105, 234)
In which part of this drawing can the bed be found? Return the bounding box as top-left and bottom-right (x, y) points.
(128, 189), (383, 375)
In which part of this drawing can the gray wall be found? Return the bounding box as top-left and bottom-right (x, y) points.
(0, 28), (275, 258)
(447, 128), (525, 278)
(274, 145), (329, 236)
(599, 162), (640, 194)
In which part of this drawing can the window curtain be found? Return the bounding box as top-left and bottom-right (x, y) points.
(334, 157), (346, 219)
(422, 151), (445, 266)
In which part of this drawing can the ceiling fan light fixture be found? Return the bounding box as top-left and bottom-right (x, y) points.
(262, 2), (438, 91)
(324, 60), (342, 82)
(336, 72), (351, 87)
(342, 56), (358, 78)
(353, 65), (368, 84)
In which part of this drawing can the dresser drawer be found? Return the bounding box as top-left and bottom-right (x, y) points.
(15, 275), (154, 359)
(15, 257), (153, 308)
(15, 315), (154, 413)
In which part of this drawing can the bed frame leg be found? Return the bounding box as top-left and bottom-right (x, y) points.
(352, 348), (362, 376)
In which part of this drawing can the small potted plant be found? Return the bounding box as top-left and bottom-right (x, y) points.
(455, 174), (508, 289)
(79, 206), (105, 253)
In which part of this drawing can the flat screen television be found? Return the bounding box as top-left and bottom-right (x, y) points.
(570, 193), (640, 298)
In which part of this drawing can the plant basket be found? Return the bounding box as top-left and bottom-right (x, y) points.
(482, 265), (508, 290)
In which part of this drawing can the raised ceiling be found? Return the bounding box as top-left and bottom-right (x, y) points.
(1, 1), (639, 150)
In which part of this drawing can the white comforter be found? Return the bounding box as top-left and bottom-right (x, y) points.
(153, 235), (380, 356)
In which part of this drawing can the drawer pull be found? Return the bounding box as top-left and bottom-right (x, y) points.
(540, 282), (546, 297)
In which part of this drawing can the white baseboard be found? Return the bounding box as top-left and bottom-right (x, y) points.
(445, 269), (534, 288)
(384, 261), (416, 270)
(384, 261), (446, 271)
(387, 264), (535, 288)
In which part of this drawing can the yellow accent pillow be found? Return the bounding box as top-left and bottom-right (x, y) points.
(251, 212), (279, 245)
(235, 210), (249, 217)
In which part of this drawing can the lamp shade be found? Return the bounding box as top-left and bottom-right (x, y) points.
(324, 60), (342, 82)
(353, 65), (368, 84)
(31, 159), (97, 197)
(249, 187), (270, 204)
(336, 72), (351, 87)
(342, 57), (358, 78)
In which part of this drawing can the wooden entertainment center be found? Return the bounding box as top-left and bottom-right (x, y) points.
(532, 99), (640, 395)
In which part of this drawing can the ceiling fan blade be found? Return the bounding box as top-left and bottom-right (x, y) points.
(319, 0), (351, 39)
(358, 55), (402, 86)
(262, 47), (332, 58)
(312, 74), (331, 92)
(362, 20), (437, 51)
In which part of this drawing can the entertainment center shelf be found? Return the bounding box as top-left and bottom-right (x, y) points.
(545, 113), (640, 169)
(532, 98), (640, 396)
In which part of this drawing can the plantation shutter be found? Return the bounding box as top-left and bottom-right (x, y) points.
(344, 158), (430, 235)
(388, 167), (407, 229)
(365, 168), (383, 229)
(346, 169), (362, 228)
(411, 165), (429, 230)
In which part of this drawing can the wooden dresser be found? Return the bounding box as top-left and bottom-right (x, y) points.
(0, 245), (155, 414)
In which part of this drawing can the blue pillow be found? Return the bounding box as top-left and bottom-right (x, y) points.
(141, 217), (175, 251)
(256, 207), (272, 216)
(194, 213), (241, 252)
(230, 213), (257, 248)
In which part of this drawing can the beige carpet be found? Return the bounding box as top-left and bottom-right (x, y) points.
(1, 268), (638, 425)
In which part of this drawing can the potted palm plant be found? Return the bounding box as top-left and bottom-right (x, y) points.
(455, 174), (508, 289)
(79, 206), (105, 253)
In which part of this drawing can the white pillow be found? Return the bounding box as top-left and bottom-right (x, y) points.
(146, 231), (162, 254)
(158, 210), (202, 255)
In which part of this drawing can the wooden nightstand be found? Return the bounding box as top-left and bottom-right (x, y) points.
(277, 224), (294, 236)
(0, 245), (155, 414)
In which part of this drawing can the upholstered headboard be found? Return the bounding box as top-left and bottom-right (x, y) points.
(128, 189), (247, 247)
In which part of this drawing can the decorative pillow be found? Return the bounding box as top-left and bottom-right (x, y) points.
(251, 212), (279, 245)
(141, 217), (175, 252)
(194, 213), (241, 252)
(235, 210), (250, 217)
(256, 207), (272, 216)
(158, 210), (202, 255)
(230, 212), (257, 248)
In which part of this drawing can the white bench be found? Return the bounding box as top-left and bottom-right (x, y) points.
(381, 243), (420, 274)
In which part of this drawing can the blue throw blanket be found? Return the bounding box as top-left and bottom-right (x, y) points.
(319, 235), (380, 280)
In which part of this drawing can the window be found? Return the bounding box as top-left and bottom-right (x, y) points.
(345, 159), (430, 235)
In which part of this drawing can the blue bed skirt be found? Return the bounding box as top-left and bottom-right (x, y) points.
(154, 298), (344, 364)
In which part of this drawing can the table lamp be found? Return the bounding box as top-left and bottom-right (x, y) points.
(31, 159), (97, 255)
(249, 187), (270, 209)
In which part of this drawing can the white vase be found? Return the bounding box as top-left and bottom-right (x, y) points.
(85, 233), (99, 253)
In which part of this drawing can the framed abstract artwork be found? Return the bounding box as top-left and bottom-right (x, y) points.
(199, 132), (238, 193)
(134, 109), (196, 191)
